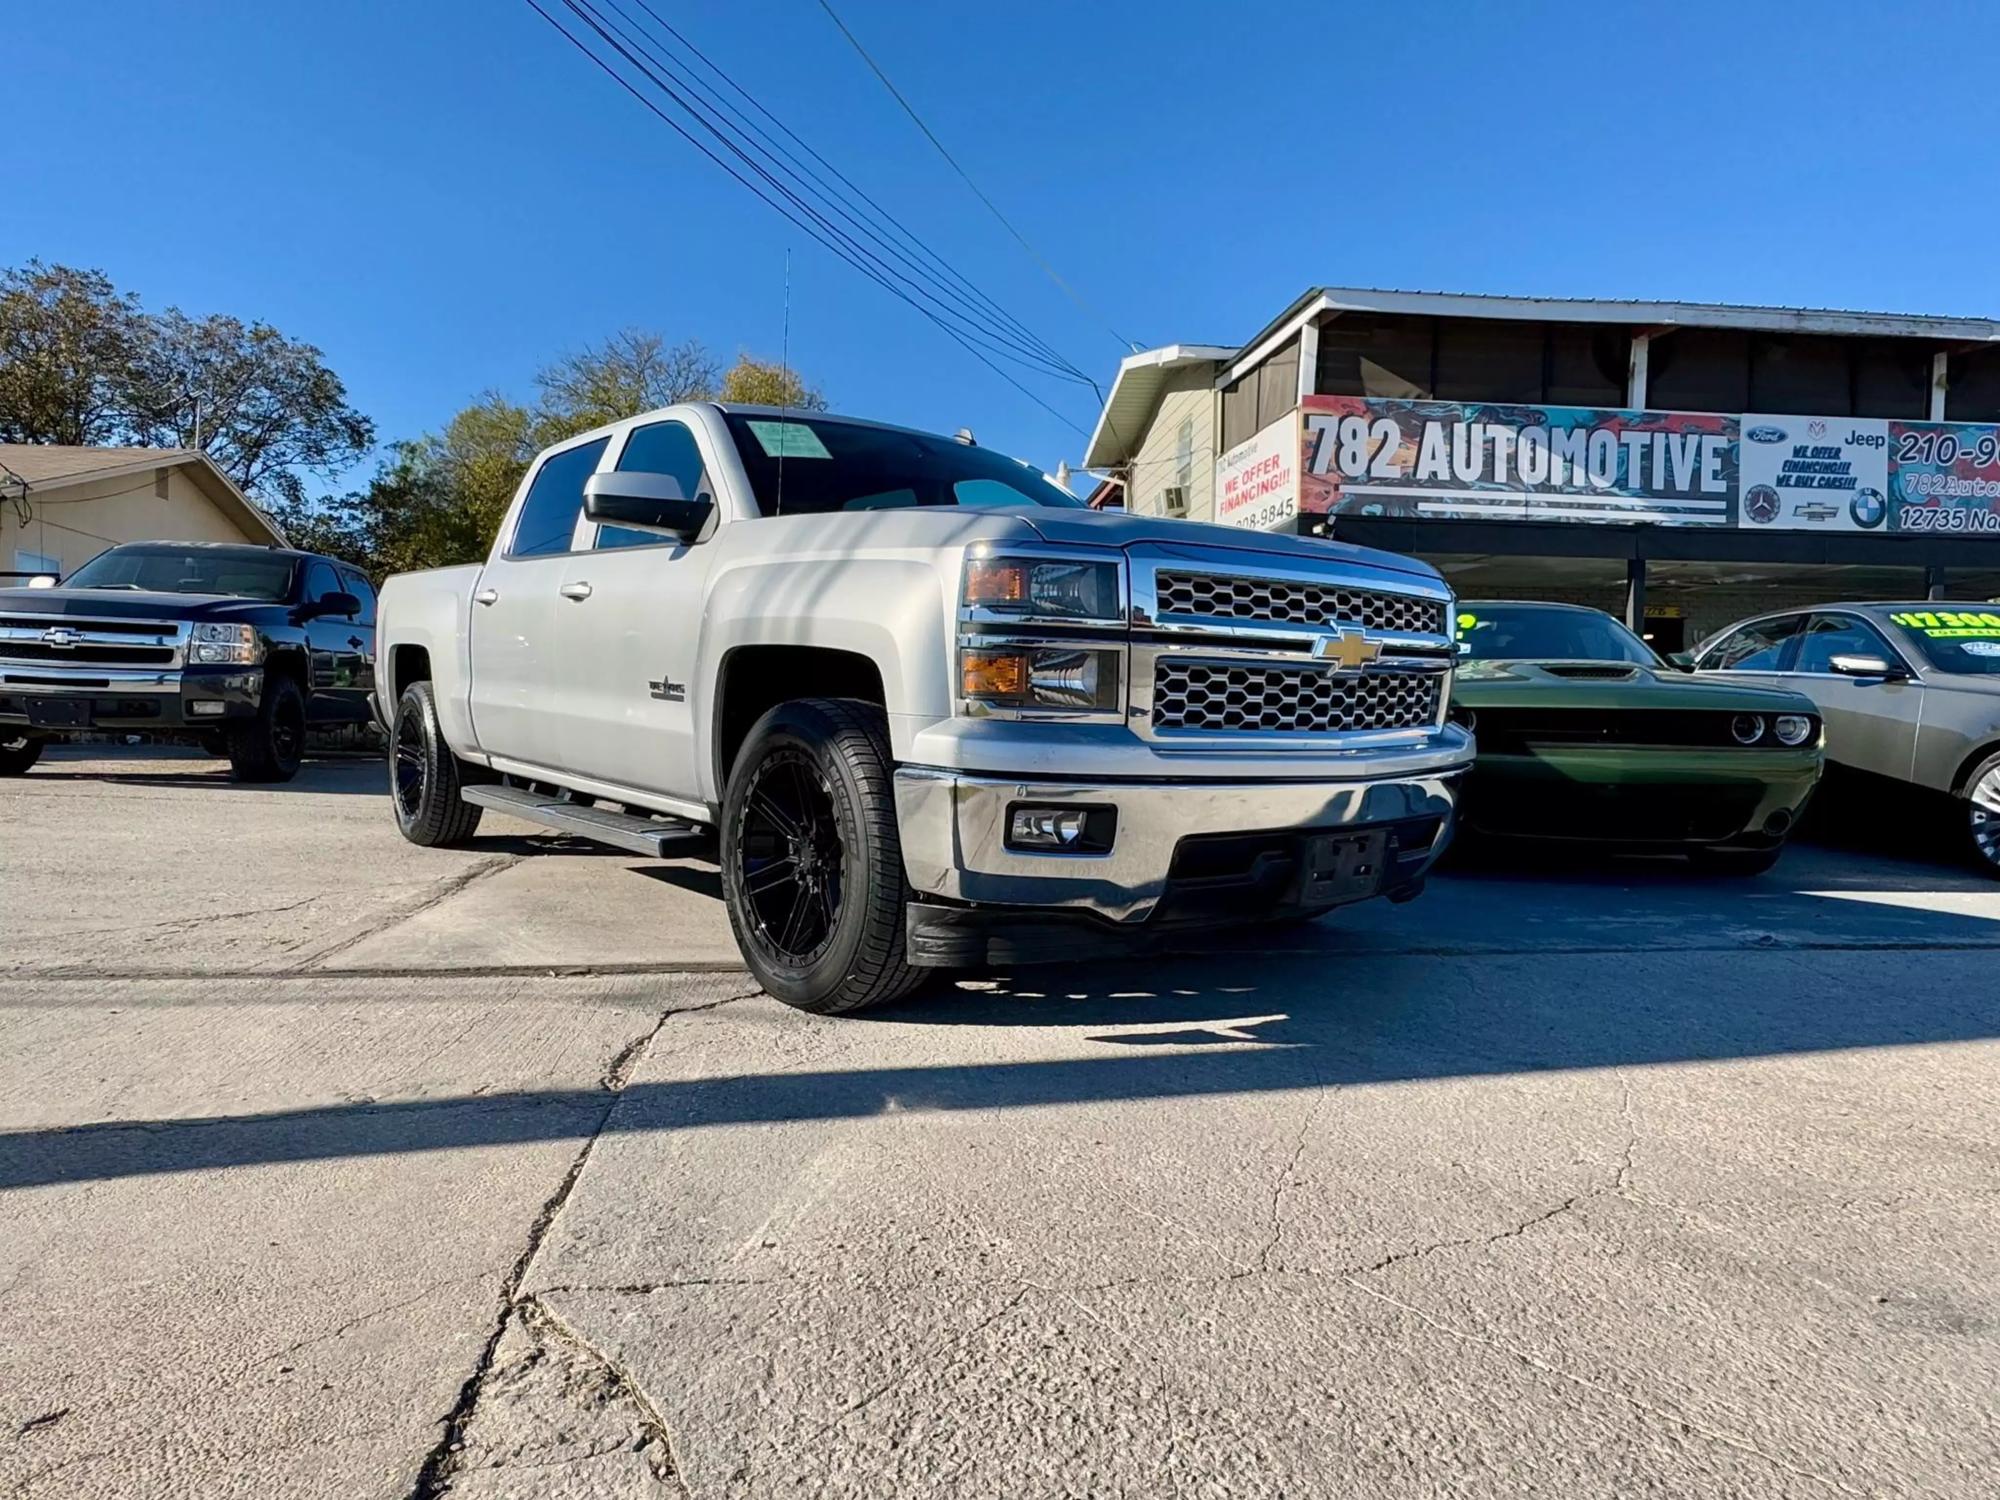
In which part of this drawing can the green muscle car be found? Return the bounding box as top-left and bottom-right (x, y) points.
(1452, 602), (1824, 873)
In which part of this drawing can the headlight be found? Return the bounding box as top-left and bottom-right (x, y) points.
(963, 556), (1122, 622)
(1773, 714), (1815, 746)
(188, 622), (261, 665)
(1730, 714), (1765, 745)
(961, 645), (1121, 712)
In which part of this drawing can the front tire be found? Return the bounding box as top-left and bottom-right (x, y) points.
(0, 734), (43, 776)
(1690, 845), (1783, 877)
(227, 675), (306, 783)
(391, 681), (484, 847)
(1963, 752), (2000, 876)
(720, 699), (920, 1014)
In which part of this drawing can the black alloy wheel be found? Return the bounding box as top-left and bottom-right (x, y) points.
(226, 674), (307, 782)
(0, 734), (43, 776)
(720, 698), (922, 1014)
(390, 681), (484, 847)
(738, 747), (845, 965)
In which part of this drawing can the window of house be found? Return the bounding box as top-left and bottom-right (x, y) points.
(508, 437), (610, 558)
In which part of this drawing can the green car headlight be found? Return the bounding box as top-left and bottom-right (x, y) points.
(1730, 714), (1765, 745)
(1773, 714), (1814, 746)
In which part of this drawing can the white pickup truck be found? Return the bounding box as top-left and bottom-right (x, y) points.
(375, 404), (1473, 1012)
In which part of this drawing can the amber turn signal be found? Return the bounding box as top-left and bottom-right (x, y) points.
(963, 560), (1028, 607)
(961, 649), (1028, 700)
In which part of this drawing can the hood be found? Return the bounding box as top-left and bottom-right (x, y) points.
(1455, 658), (1820, 713)
(1019, 509), (1444, 583)
(0, 586), (281, 621)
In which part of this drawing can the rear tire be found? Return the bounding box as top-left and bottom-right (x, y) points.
(720, 698), (920, 1014)
(227, 675), (306, 783)
(391, 681), (484, 847)
(0, 734), (43, 776)
(1962, 752), (2000, 877)
(1690, 845), (1783, 876)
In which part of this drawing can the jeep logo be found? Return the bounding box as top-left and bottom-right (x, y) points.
(1845, 429), (1887, 449)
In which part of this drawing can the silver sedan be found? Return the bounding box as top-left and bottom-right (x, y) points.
(1690, 602), (2000, 873)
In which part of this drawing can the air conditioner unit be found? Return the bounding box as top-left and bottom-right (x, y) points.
(1160, 486), (1188, 518)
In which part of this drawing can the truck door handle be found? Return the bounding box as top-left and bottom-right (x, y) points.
(559, 581), (594, 601)
(473, 587), (499, 606)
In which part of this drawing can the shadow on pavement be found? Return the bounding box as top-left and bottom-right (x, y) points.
(7, 885), (1997, 1191)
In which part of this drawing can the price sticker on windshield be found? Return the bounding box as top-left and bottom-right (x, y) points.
(1889, 610), (2000, 637)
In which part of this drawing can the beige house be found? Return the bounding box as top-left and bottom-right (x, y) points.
(0, 445), (287, 581)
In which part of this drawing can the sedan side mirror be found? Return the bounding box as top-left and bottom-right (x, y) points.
(584, 471), (712, 541)
(1829, 653), (1909, 681)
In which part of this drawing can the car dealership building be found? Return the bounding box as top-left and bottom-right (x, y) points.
(1084, 289), (2000, 651)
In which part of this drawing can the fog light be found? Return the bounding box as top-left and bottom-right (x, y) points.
(1773, 714), (1814, 746)
(188, 701), (225, 717)
(1730, 714), (1765, 745)
(1004, 804), (1115, 854)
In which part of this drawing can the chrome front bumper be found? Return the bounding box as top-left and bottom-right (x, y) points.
(894, 761), (1466, 924)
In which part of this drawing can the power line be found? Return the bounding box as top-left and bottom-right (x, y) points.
(522, 0), (1091, 434)
(813, 0), (1137, 354)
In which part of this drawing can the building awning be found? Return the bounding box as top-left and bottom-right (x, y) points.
(1083, 344), (1236, 469)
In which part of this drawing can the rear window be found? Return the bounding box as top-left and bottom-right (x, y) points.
(721, 414), (1085, 518)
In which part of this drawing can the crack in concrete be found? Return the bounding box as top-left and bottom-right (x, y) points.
(1338, 1276), (1869, 1497)
(1255, 1084), (1328, 1275)
(31, 894), (330, 945)
(280, 855), (523, 974)
(521, 1295), (683, 1488)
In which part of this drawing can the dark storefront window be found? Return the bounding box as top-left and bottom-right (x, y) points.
(1946, 347), (2000, 422)
(1650, 330), (1931, 418)
(1220, 334), (1300, 449)
(1314, 314), (1628, 409)
(1645, 329), (1751, 413)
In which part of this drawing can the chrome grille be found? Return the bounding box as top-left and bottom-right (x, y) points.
(1154, 570), (1445, 636)
(1153, 661), (1441, 734)
(0, 615), (185, 669)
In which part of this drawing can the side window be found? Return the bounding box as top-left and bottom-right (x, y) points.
(596, 420), (711, 549)
(304, 560), (343, 605)
(509, 437), (611, 558)
(1701, 615), (1804, 671)
(339, 568), (378, 626)
(1796, 614), (1889, 674)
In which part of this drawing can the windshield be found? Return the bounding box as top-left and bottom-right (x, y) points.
(63, 545), (297, 601)
(1884, 608), (2000, 675)
(722, 414), (1086, 517)
(1456, 603), (1660, 665)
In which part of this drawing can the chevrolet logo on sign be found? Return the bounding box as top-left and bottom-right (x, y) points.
(1313, 628), (1382, 672)
(40, 627), (82, 650)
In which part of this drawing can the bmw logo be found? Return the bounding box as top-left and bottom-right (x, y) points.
(1744, 484), (1781, 524)
(1747, 425), (1788, 444)
(1851, 487), (1887, 528)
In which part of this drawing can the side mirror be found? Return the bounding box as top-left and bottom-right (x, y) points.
(315, 590), (362, 619)
(1829, 653), (1908, 681)
(584, 471), (711, 541)
(1667, 651), (1696, 672)
(27, 575), (57, 589)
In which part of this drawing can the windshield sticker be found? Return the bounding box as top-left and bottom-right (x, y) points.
(1889, 609), (2000, 638)
(1456, 611), (1480, 632)
(746, 420), (833, 460)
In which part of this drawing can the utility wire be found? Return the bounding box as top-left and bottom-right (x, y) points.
(576, 0), (1081, 381)
(813, 0), (1136, 354)
(524, 0), (1089, 434)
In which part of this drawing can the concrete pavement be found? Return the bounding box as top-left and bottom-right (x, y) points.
(2, 747), (1997, 1497)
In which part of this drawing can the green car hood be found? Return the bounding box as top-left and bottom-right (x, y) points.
(1453, 659), (1817, 713)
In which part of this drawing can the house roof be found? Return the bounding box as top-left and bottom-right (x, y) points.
(1226, 286), (2000, 382)
(0, 444), (288, 546)
(1082, 344), (1237, 469)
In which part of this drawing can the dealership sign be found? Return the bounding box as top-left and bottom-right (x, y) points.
(1214, 412), (1299, 532)
(1296, 395), (1996, 533)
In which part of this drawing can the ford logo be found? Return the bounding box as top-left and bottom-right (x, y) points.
(1746, 425), (1787, 444)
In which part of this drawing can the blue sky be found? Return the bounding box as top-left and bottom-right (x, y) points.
(8, 0), (1999, 493)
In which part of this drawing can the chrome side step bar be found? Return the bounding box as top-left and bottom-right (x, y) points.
(460, 784), (708, 858)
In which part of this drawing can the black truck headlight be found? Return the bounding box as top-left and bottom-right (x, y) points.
(189, 623), (262, 665)
(963, 557), (1122, 623)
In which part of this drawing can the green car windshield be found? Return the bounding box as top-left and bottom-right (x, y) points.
(1456, 605), (1659, 665)
(1884, 609), (2000, 675)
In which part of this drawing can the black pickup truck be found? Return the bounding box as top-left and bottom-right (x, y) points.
(0, 541), (377, 782)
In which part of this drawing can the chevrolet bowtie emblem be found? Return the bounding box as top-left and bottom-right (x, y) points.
(1314, 628), (1382, 672)
(40, 627), (82, 649)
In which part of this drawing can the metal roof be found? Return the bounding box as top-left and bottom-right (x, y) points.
(1082, 344), (1236, 469)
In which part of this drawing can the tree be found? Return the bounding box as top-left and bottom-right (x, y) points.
(0, 261), (146, 445)
(123, 309), (374, 506)
(718, 352), (827, 411)
(341, 395), (536, 576)
(533, 329), (718, 443)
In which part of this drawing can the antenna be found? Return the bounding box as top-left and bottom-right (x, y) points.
(775, 246), (791, 516)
